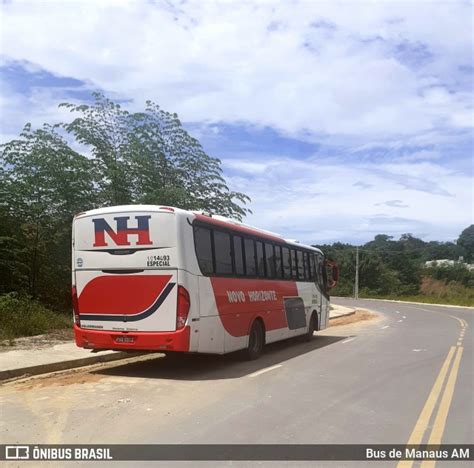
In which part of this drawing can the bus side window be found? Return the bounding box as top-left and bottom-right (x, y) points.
(311, 254), (318, 282)
(265, 243), (276, 278)
(304, 252), (310, 281)
(321, 256), (328, 291)
(274, 245), (283, 278)
(213, 230), (232, 275)
(194, 225), (214, 275)
(290, 249), (298, 280)
(297, 250), (304, 279)
(316, 254), (326, 291)
(244, 238), (257, 276)
(233, 235), (244, 275)
(282, 247), (291, 279)
(256, 241), (266, 278)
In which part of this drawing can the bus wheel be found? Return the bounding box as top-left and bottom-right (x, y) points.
(304, 313), (317, 342)
(243, 320), (265, 360)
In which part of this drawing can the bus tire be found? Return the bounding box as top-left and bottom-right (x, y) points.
(304, 312), (317, 342)
(242, 320), (265, 360)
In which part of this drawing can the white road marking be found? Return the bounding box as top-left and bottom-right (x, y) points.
(342, 337), (356, 344)
(381, 325), (390, 329)
(402, 316), (407, 319)
(396, 311), (400, 314)
(398, 319), (403, 322)
(248, 364), (282, 378)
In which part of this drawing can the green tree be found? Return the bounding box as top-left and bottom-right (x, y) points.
(60, 92), (250, 220)
(0, 170), (28, 294)
(423, 241), (464, 261)
(457, 225), (474, 262)
(313, 242), (355, 296)
(1, 124), (96, 308)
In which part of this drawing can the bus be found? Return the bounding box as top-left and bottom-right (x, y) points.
(72, 205), (339, 359)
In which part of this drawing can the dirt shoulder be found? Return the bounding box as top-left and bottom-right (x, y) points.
(0, 329), (74, 352)
(330, 309), (378, 327)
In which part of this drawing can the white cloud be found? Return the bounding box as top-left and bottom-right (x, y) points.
(222, 154), (472, 244)
(1, 0), (472, 141)
(1, 0), (472, 243)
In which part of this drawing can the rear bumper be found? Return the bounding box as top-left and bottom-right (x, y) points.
(73, 324), (190, 352)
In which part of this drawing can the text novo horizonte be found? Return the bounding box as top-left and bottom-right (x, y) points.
(226, 290), (277, 303)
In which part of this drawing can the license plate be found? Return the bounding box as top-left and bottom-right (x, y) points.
(114, 336), (135, 343)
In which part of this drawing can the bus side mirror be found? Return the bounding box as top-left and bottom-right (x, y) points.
(325, 260), (339, 290)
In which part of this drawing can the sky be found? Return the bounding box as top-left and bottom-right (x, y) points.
(0, 0), (472, 245)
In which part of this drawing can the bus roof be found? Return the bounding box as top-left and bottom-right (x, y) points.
(74, 204), (323, 254)
(74, 205), (189, 219)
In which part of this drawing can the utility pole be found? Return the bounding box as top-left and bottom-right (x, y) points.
(354, 246), (359, 300)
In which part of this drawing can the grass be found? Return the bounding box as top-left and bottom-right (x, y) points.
(357, 276), (474, 307)
(0, 293), (71, 343)
(362, 294), (473, 307)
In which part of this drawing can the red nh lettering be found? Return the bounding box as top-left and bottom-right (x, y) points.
(92, 216), (153, 247)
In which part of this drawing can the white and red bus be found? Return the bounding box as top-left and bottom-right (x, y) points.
(72, 205), (338, 359)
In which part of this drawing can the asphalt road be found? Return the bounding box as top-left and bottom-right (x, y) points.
(0, 299), (472, 467)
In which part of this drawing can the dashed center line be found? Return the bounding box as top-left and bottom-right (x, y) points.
(248, 364), (282, 378)
(381, 325), (390, 329)
(342, 337), (356, 344)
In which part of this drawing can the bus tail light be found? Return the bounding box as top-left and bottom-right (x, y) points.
(176, 285), (190, 330)
(72, 285), (80, 325)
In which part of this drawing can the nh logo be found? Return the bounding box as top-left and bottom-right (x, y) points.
(92, 216), (153, 247)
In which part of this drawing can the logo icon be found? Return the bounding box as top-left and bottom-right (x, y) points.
(92, 216), (153, 247)
(6, 446), (29, 460)
(76, 258), (83, 267)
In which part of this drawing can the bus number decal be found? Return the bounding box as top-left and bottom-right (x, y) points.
(147, 255), (170, 267)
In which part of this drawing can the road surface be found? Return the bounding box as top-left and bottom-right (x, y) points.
(0, 299), (472, 466)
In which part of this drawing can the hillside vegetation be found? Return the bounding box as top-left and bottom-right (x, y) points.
(316, 226), (474, 306)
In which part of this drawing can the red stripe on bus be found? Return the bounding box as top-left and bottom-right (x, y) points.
(78, 275), (172, 315)
(210, 277), (298, 337)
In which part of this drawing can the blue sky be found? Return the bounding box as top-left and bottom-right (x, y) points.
(1, 0), (472, 244)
